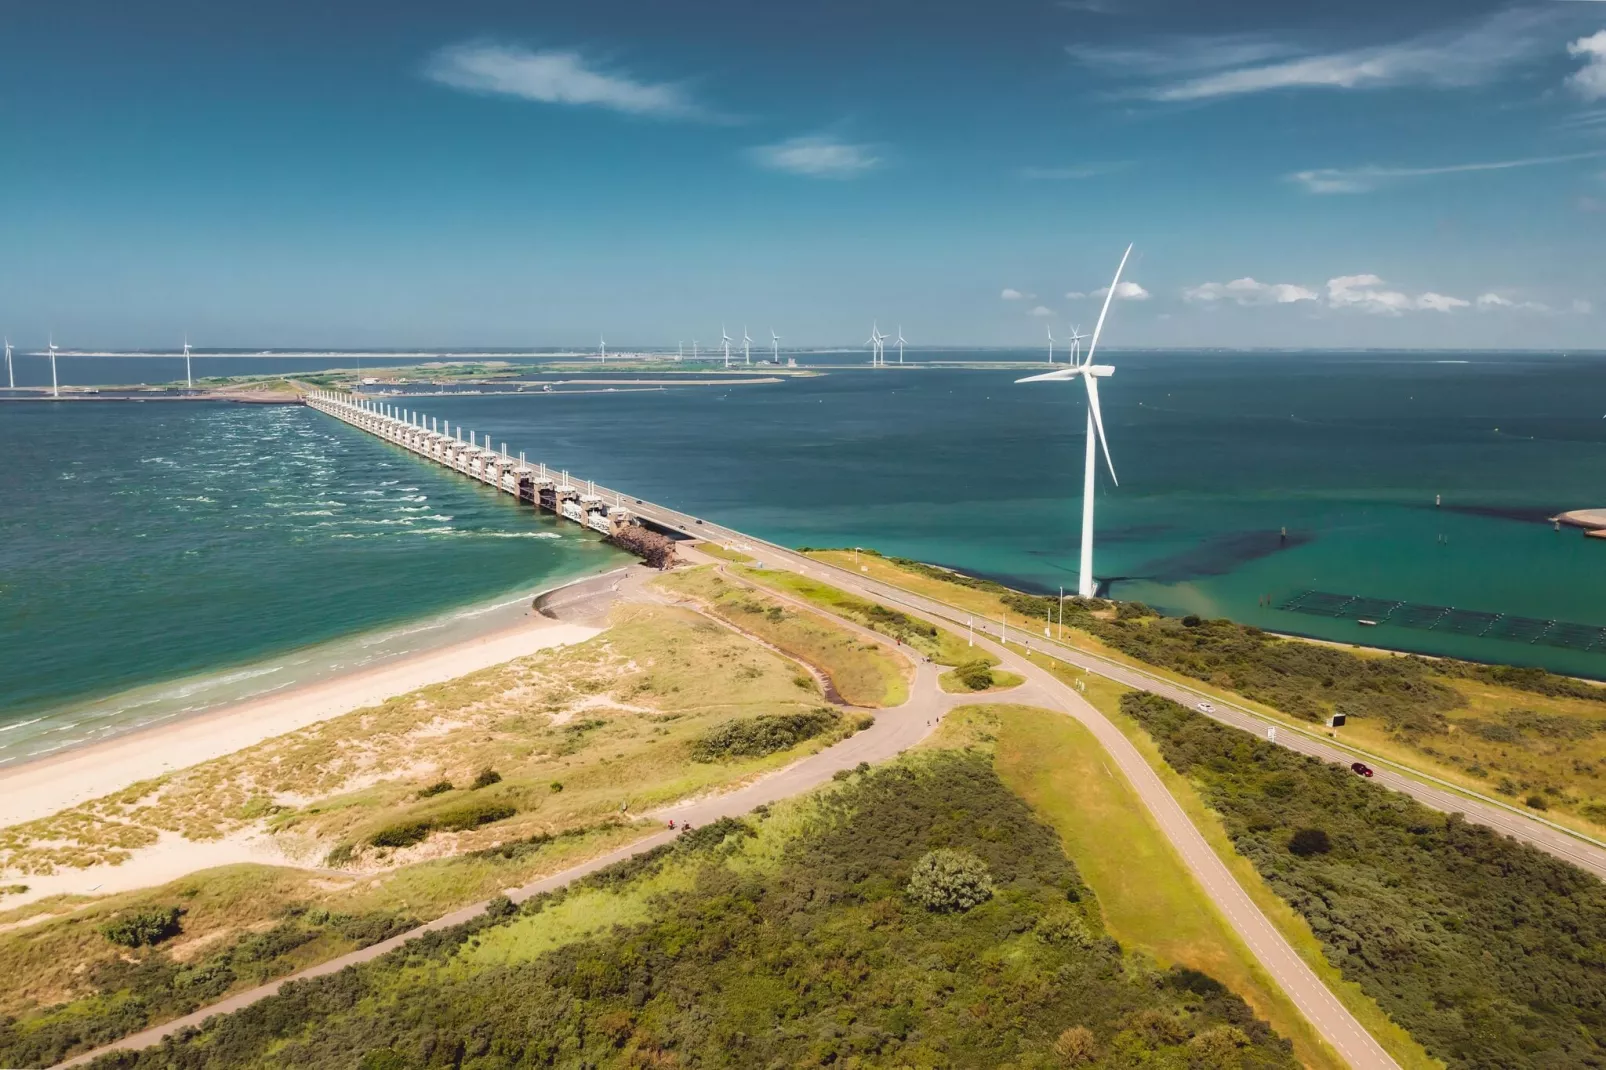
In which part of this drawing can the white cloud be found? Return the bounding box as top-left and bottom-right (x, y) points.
(1574, 299), (1596, 315)
(1327, 274), (1468, 315)
(1071, 8), (1560, 103)
(1291, 150), (1606, 194)
(1092, 281), (1150, 301)
(425, 42), (705, 119)
(1064, 290), (1087, 299)
(1028, 305), (1055, 317)
(747, 136), (881, 178)
(1001, 288), (1026, 301)
(1570, 31), (1606, 100)
(1476, 292), (1551, 312)
(1184, 277), (1318, 305)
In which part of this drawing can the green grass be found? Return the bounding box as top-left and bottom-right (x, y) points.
(691, 541), (754, 564)
(933, 702), (1350, 1070)
(937, 667), (1025, 694)
(1021, 659), (1443, 1070)
(656, 566), (909, 707)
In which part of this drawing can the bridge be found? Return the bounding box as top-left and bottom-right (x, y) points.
(306, 390), (716, 546)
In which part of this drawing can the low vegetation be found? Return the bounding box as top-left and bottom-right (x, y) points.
(941, 658), (1026, 693)
(0, 604), (868, 1061)
(656, 566), (909, 706)
(81, 753), (1299, 1070)
(690, 708), (851, 761)
(809, 548), (1606, 832)
(1125, 690), (1606, 1070)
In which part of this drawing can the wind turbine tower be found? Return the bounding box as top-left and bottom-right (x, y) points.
(1067, 325), (1086, 367)
(183, 336), (193, 389)
(720, 325), (733, 368)
(1016, 244), (1132, 599)
(48, 334), (59, 398)
(742, 325), (753, 365)
(895, 326), (906, 364)
(770, 328), (780, 363)
(4, 338), (12, 390)
(598, 335), (607, 364)
(866, 322), (886, 366)
(1046, 326), (1055, 365)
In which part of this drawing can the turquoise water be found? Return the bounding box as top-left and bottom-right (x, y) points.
(5, 349), (1606, 764)
(0, 402), (628, 764)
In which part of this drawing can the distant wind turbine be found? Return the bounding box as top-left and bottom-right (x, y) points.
(770, 328), (780, 363)
(866, 322), (886, 366)
(183, 335), (193, 389)
(692, 339), (699, 360)
(48, 334), (59, 398)
(720, 325), (732, 368)
(1066, 325), (1086, 367)
(678, 341), (684, 361)
(742, 325), (753, 366)
(598, 334), (607, 364)
(4, 337), (12, 390)
(1016, 243), (1132, 599)
(894, 326), (907, 364)
(1046, 325), (1055, 365)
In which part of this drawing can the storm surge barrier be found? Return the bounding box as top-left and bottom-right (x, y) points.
(1279, 590), (1606, 653)
(304, 391), (680, 564)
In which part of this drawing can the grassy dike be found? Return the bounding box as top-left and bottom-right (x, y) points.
(1017, 659), (1442, 1070)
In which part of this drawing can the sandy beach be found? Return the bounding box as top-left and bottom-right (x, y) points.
(0, 612), (598, 831)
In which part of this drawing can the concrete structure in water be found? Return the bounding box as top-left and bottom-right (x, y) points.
(306, 391), (657, 545)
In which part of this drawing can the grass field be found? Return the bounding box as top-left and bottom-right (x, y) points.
(691, 541), (753, 564)
(0, 601), (864, 1027)
(1015, 662), (1443, 1070)
(656, 566), (909, 707)
(937, 666), (1025, 693)
(807, 547), (1606, 838)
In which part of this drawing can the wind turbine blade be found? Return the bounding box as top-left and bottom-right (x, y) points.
(1084, 243), (1132, 368)
(1015, 367), (1083, 383)
(1085, 375), (1117, 486)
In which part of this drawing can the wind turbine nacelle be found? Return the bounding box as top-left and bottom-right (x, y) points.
(1088, 365), (1115, 377)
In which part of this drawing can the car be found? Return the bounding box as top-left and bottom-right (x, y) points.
(1350, 761), (1374, 778)
(1196, 701), (1215, 713)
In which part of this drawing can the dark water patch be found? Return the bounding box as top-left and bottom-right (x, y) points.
(1138, 529), (1315, 583)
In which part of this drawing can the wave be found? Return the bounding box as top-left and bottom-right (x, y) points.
(0, 717), (44, 734)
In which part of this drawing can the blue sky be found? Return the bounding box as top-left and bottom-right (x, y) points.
(3, 0), (1605, 349)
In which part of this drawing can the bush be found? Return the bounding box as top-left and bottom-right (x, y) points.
(483, 895), (516, 919)
(368, 821), (433, 849)
(323, 843), (355, 867)
(549, 781), (563, 793)
(954, 660), (995, 691)
(471, 768), (502, 789)
(100, 906), (183, 948)
(437, 803), (517, 832)
(691, 709), (841, 761)
(1524, 794), (1549, 811)
(1287, 828), (1331, 856)
(906, 848), (994, 913)
(416, 780), (453, 798)
(1053, 1025), (1099, 1064)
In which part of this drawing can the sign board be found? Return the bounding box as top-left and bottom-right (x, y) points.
(1328, 713), (1347, 728)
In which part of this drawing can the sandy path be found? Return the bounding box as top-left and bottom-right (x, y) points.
(0, 614), (598, 830)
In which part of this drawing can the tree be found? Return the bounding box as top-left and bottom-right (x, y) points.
(1053, 1025), (1099, 1065)
(1287, 827), (1331, 856)
(100, 906), (183, 948)
(906, 849), (993, 912)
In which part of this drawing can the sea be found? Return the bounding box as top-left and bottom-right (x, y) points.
(4, 348), (1606, 764)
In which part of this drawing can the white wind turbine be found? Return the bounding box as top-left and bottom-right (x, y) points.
(895, 326), (906, 364)
(742, 325), (753, 365)
(48, 333), (59, 398)
(692, 339), (699, 360)
(1046, 325), (1055, 365)
(4, 337), (12, 390)
(866, 322), (886, 366)
(1017, 243), (1132, 599)
(598, 335), (607, 364)
(1066, 324), (1086, 367)
(183, 335), (193, 389)
(720, 325), (732, 368)
(770, 328), (780, 362)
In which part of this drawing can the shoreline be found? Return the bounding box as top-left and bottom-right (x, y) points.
(0, 577), (618, 830)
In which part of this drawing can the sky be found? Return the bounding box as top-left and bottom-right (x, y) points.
(2, 0), (1605, 350)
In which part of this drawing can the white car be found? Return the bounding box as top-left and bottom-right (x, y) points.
(1196, 701), (1216, 713)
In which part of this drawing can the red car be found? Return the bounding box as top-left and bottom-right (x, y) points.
(1350, 762), (1374, 778)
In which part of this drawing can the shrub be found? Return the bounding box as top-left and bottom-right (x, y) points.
(549, 781), (564, 793)
(416, 779), (453, 799)
(471, 768), (502, 789)
(323, 843), (355, 867)
(906, 849), (994, 913)
(483, 895), (516, 919)
(954, 660), (995, 691)
(691, 709), (841, 761)
(1053, 1025), (1099, 1064)
(1525, 794), (1549, 811)
(100, 906), (183, 948)
(437, 803), (517, 832)
(368, 820), (433, 849)
(1287, 828), (1331, 856)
